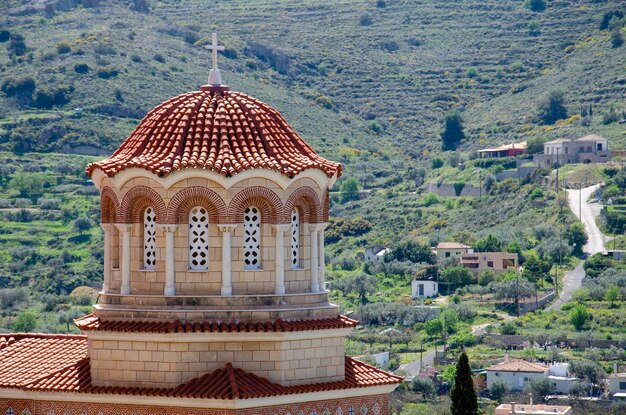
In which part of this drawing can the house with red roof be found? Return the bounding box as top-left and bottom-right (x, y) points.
(0, 34), (400, 415)
(486, 356), (549, 391)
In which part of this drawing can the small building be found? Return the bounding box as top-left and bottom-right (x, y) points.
(608, 373), (626, 399)
(486, 358), (549, 391)
(494, 403), (571, 415)
(548, 363), (577, 394)
(533, 134), (611, 167)
(460, 252), (518, 275)
(365, 246), (390, 262)
(435, 242), (473, 261)
(412, 278), (438, 298)
(478, 142), (527, 159)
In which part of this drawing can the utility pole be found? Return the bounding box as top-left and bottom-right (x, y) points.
(555, 148), (560, 193)
(579, 183), (582, 221)
(420, 338), (424, 373)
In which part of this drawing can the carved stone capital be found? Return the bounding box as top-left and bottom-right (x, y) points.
(273, 224), (291, 234)
(158, 224), (179, 233)
(100, 223), (113, 232)
(114, 223), (133, 233)
(308, 222), (329, 233)
(218, 223), (238, 233)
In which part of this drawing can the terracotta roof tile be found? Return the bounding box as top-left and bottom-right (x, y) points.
(0, 334), (401, 398)
(86, 87), (341, 179)
(73, 314), (357, 333)
(436, 242), (471, 249)
(486, 359), (549, 373)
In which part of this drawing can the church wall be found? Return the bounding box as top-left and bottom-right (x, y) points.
(0, 393), (388, 415)
(89, 333), (346, 388)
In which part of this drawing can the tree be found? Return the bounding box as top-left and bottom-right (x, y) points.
(604, 285), (619, 308)
(385, 240), (436, 264)
(525, 377), (554, 401)
(564, 222), (588, 256)
(450, 352), (478, 415)
(441, 266), (474, 287)
(424, 318), (444, 339)
(489, 379), (510, 402)
(478, 269), (496, 286)
(570, 304), (589, 331)
(9, 172), (45, 200)
(522, 255), (551, 286)
(12, 310), (38, 332)
(569, 360), (606, 395)
(526, 136), (548, 155)
(441, 110), (465, 151)
(475, 234), (501, 252)
(537, 90), (568, 124)
(491, 277), (535, 316)
(340, 177), (359, 202)
(506, 241), (524, 264)
(57, 309), (82, 332)
(412, 377), (435, 399)
(73, 217), (93, 235)
(331, 274), (377, 303)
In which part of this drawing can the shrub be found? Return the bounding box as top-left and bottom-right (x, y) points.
(500, 322), (517, 335)
(600, 11), (624, 30)
(385, 240), (436, 264)
(73, 217), (93, 234)
(423, 193), (439, 206)
(525, 0), (546, 12)
(130, 53), (142, 63)
(74, 63), (90, 73)
(570, 304), (589, 331)
(441, 266), (474, 287)
(431, 157), (444, 169)
(8, 33), (27, 56)
(528, 21), (540, 36)
(489, 379), (510, 402)
(153, 53), (166, 63)
(94, 44), (117, 55)
(411, 377), (435, 398)
(465, 67), (478, 78)
(1, 76), (36, 99)
(37, 198), (61, 210)
(56, 42), (71, 54)
(359, 13), (373, 26)
(524, 377), (554, 401)
(97, 67), (119, 79)
(340, 177), (360, 202)
(0, 30), (10, 42)
(381, 41), (399, 52)
(12, 310), (39, 332)
(376, 0), (386, 8)
(33, 86), (72, 109)
(454, 182), (465, 196)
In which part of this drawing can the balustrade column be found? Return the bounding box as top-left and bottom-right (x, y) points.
(273, 224), (291, 295)
(218, 224), (237, 296)
(100, 224), (112, 293)
(115, 224), (133, 295)
(159, 224), (178, 296)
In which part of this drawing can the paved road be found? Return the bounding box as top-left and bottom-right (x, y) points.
(547, 184), (606, 310)
(396, 349), (436, 381)
(567, 184), (606, 255)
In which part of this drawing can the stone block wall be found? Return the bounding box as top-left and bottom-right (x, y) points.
(89, 332), (346, 388)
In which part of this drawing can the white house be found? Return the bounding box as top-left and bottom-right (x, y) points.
(494, 403), (571, 415)
(609, 373), (626, 399)
(548, 363), (577, 394)
(364, 246), (390, 262)
(486, 358), (549, 391)
(412, 279), (438, 298)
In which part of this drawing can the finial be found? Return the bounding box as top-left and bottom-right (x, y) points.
(205, 32), (225, 86)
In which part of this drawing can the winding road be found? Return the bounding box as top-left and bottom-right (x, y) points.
(547, 184), (606, 310)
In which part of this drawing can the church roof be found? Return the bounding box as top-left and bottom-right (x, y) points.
(0, 334), (401, 399)
(74, 314), (357, 333)
(86, 87), (341, 179)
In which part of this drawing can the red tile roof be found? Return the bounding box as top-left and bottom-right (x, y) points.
(0, 334), (401, 398)
(86, 87), (341, 179)
(73, 314), (358, 333)
(486, 359), (548, 373)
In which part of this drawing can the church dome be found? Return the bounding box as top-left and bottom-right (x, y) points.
(87, 86), (342, 179)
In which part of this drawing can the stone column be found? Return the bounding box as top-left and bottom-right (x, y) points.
(158, 224), (178, 296)
(218, 224), (237, 296)
(100, 224), (112, 293)
(115, 224), (133, 295)
(317, 222), (330, 291)
(273, 224), (291, 295)
(309, 224), (319, 293)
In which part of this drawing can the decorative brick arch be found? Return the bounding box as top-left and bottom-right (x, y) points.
(228, 186), (283, 224)
(283, 186), (322, 223)
(100, 186), (120, 223)
(166, 186), (227, 224)
(119, 186), (167, 223)
(322, 187), (330, 222)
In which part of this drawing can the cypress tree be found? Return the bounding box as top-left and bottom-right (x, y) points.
(450, 351), (478, 415)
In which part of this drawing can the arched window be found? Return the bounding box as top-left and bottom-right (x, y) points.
(244, 206), (261, 270)
(189, 206), (209, 270)
(291, 208), (300, 269)
(143, 207), (156, 270)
